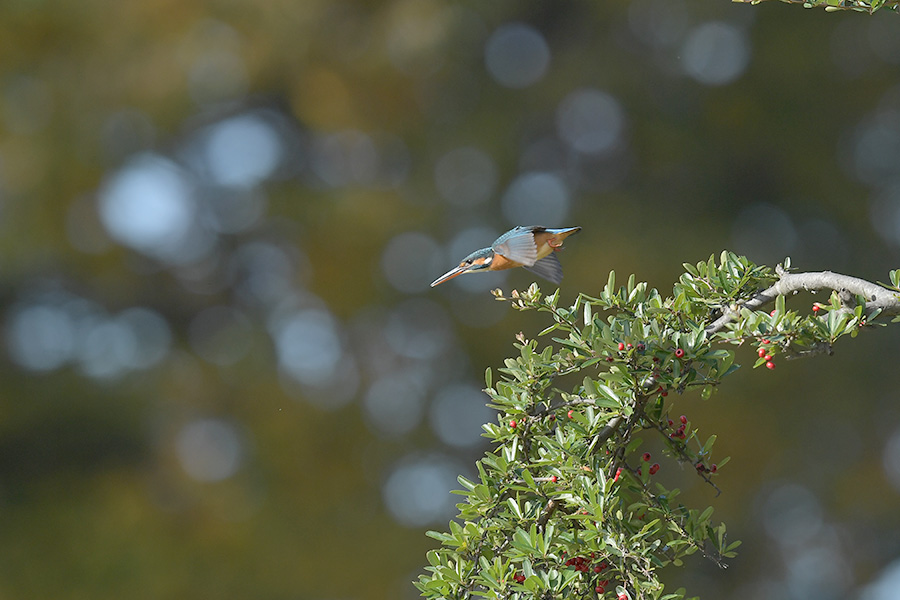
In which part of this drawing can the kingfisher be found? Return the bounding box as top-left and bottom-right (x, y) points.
(430, 226), (581, 287)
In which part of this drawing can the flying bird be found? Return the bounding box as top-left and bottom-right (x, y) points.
(430, 226), (581, 287)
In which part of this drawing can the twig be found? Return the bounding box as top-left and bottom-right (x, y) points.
(706, 268), (900, 335)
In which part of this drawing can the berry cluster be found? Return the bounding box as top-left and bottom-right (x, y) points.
(561, 553), (614, 594)
(637, 452), (660, 476)
(757, 344), (775, 369)
(667, 414), (688, 440)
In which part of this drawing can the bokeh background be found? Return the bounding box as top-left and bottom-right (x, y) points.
(1, 1), (900, 599)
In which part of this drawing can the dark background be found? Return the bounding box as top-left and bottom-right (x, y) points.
(1, 1), (900, 599)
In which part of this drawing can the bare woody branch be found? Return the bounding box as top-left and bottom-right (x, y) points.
(706, 269), (900, 335)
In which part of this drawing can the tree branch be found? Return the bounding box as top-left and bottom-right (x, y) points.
(706, 269), (900, 335)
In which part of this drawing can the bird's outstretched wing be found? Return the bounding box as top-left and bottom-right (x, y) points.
(492, 227), (538, 266)
(524, 253), (564, 284)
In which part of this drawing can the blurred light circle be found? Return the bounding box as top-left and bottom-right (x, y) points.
(205, 113), (282, 188)
(429, 383), (492, 448)
(385, 298), (453, 360)
(382, 454), (462, 527)
(385, 0), (457, 75)
(731, 202), (797, 265)
(869, 185), (900, 246)
(98, 154), (196, 256)
(484, 23), (550, 89)
(860, 558), (900, 600)
(501, 172), (570, 226)
(228, 242), (301, 307)
(272, 309), (343, 386)
(761, 484), (823, 546)
(682, 22), (750, 86)
(199, 185), (267, 234)
(189, 305), (253, 366)
(310, 130), (378, 187)
(556, 89), (626, 155)
(117, 307), (172, 370)
(446, 226), (505, 293)
(78, 318), (137, 379)
(363, 373), (427, 437)
(6, 304), (76, 371)
(381, 232), (444, 293)
(176, 418), (244, 482)
(188, 49), (249, 105)
(434, 146), (498, 207)
(851, 112), (900, 187)
(868, 18), (900, 65)
(883, 427), (900, 493)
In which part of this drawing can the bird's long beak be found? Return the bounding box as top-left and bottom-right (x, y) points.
(430, 264), (467, 287)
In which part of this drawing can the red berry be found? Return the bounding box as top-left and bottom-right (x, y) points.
(770, 309), (776, 316)
(649, 463), (660, 475)
(567, 409), (574, 419)
(550, 475), (558, 483)
(514, 573), (525, 583)
(679, 415), (687, 424)
(614, 467), (622, 482)
(667, 419), (674, 427)
(812, 305), (820, 312)
(675, 348), (684, 358)
(660, 389), (668, 397)
(619, 594), (628, 600)
(762, 339), (770, 344)
(510, 420), (517, 428)
(642, 452), (651, 461)
(764, 354), (772, 361)
(596, 586), (605, 593)
(606, 356), (614, 362)
(766, 360), (775, 370)
(758, 347), (766, 358)
(594, 564), (602, 573)
(627, 343), (633, 349)
(618, 342), (625, 351)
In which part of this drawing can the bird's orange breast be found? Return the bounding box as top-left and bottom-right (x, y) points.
(487, 253), (522, 272)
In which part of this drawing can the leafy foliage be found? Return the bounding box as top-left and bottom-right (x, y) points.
(733, 0), (900, 13)
(416, 252), (892, 600)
